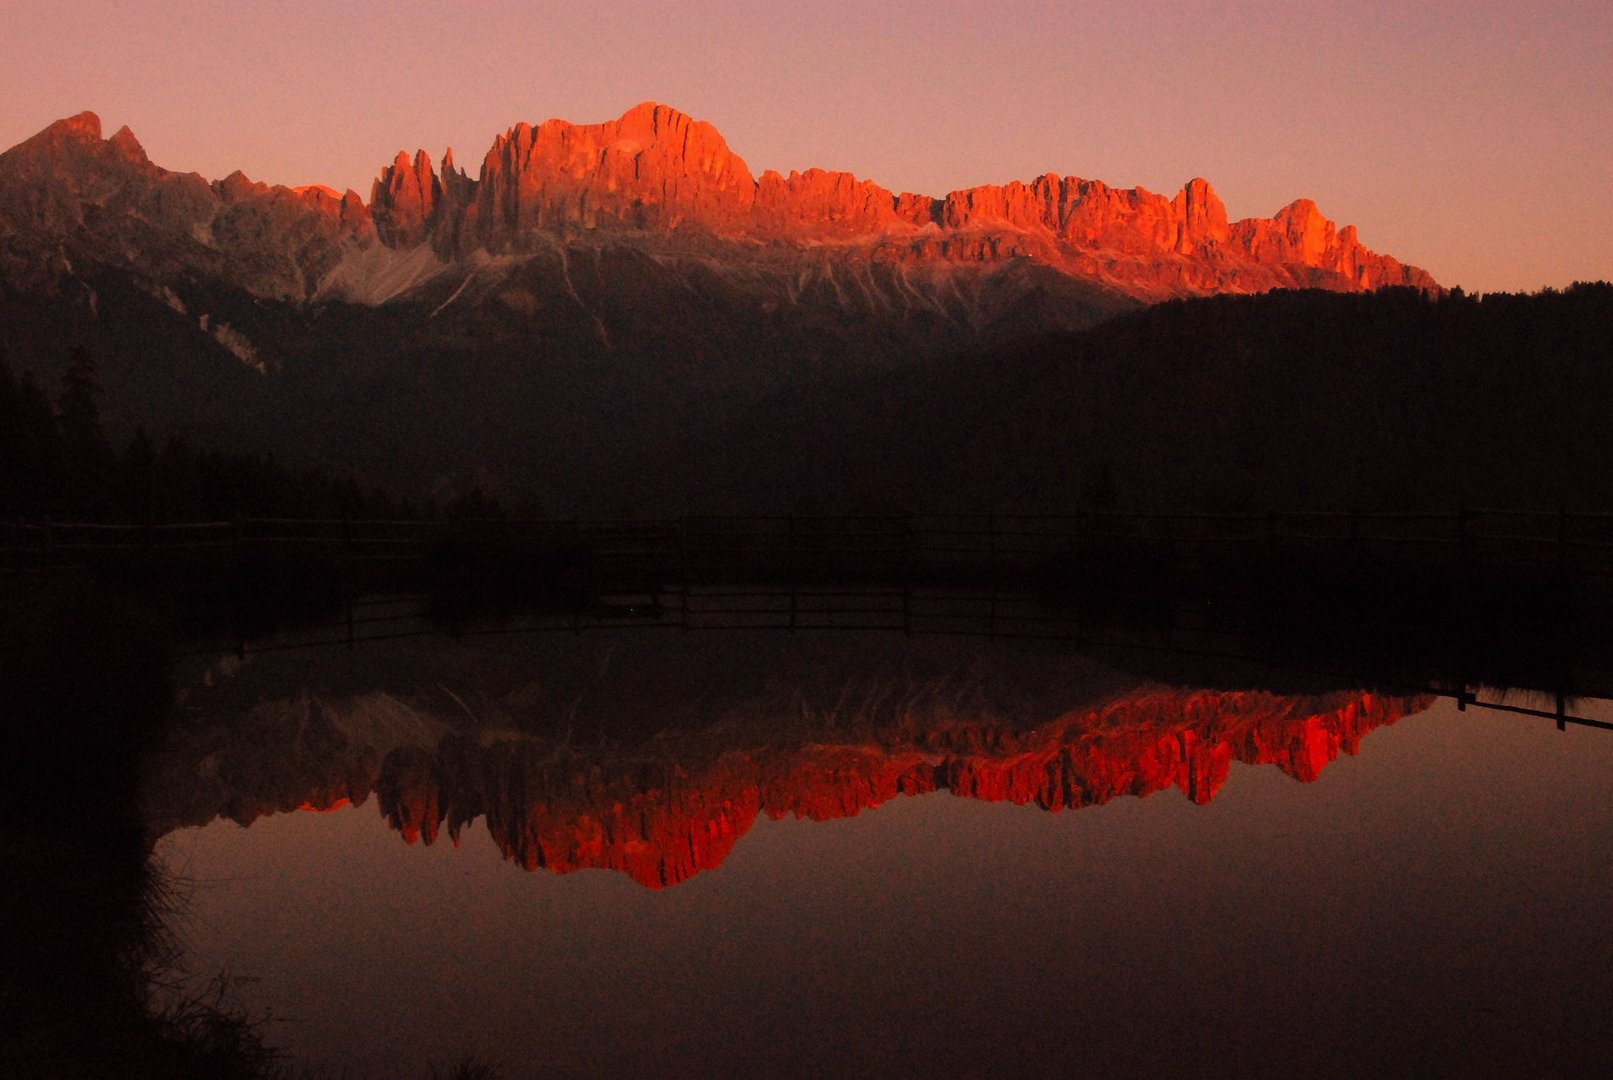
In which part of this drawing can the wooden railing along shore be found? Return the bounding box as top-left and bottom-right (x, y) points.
(5, 509), (1613, 734)
(6, 507), (1613, 576)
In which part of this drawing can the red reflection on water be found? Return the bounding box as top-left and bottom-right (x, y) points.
(151, 686), (1426, 888)
(295, 796), (351, 813)
(365, 689), (1424, 888)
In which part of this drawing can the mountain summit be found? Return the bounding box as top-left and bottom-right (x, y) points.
(1, 102), (1434, 309)
(363, 101), (1435, 299)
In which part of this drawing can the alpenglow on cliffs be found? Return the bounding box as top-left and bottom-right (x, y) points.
(1, 102), (1435, 315)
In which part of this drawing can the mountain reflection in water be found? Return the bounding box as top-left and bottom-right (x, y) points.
(145, 634), (1426, 888)
(144, 630), (1613, 1079)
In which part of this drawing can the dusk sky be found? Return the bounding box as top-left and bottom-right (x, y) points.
(3, 0), (1609, 293)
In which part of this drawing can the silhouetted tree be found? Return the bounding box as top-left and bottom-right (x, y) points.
(54, 347), (115, 514)
(120, 426), (157, 523)
(0, 365), (64, 515)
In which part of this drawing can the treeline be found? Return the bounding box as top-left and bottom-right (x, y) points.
(756, 280), (1613, 516)
(1049, 280), (1613, 512)
(0, 348), (502, 522)
(9, 282), (1613, 523)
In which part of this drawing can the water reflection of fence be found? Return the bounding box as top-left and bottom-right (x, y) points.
(132, 583), (1610, 735)
(5, 510), (1612, 733)
(171, 586), (1130, 648)
(6, 508), (1613, 577)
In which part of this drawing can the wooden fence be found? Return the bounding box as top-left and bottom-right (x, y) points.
(6, 507), (1613, 579)
(4, 511), (1613, 733)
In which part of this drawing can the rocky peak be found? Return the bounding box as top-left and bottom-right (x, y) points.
(338, 189), (372, 231)
(42, 110), (104, 143)
(753, 167), (911, 238)
(290, 184), (373, 234)
(214, 169), (261, 202)
(440, 147), (468, 186)
(0, 112), (112, 187)
(370, 148), (440, 247)
(457, 100), (758, 250)
(1227, 197), (1434, 291)
(1271, 198), (1334, 263)
(107, 125), (147, 165)
(1171, 177), (1229, 253)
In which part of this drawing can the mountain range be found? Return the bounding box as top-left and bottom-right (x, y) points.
(2, 102), (1432, 307)
(0, 103), (1438, 511)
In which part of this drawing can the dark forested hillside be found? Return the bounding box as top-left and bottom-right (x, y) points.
(6, 282), (1611, 520)
(715, 282), (1613, 515)
(0, 347), (414, 522)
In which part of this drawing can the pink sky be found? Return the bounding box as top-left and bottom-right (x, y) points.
(3, 0), (1609, 292)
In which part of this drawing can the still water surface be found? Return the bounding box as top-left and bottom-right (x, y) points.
(150, 633), (1613, 1078)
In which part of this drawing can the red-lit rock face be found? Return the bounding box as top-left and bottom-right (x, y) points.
(360, 102), (1436, 298)
(149, 685), (1429, 890)
(436, 689), (1417, 888)
(469, 102), (757, 242)
(370, 150), (439, 247)
(1, 104), (1435, 307)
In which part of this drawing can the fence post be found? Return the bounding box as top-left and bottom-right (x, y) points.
(342, 515), (355, 650)
(1071, 510), (1085, 641)
(787, 515), (797, 633)
(987, 513), (999, 638)
(231, 516), (244, 658)
(901, 515), (912, 637)
(679, 516), (690, 629)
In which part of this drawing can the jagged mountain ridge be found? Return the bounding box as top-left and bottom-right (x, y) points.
(2, 102), (1434, 311)
(369, 101), (1435, 301)
(0, 111), (369, 301)
(0, 104), (1436, 510)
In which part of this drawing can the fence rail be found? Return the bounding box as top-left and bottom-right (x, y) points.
(6, 508), (1613, 576)
(121, 582), (1613, 736)
(6, 511), (1613, 735)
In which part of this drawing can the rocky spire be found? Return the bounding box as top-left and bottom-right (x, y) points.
(370, 148), (441, 247)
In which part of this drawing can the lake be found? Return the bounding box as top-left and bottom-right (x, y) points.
(142, 629), (1613, 1078)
